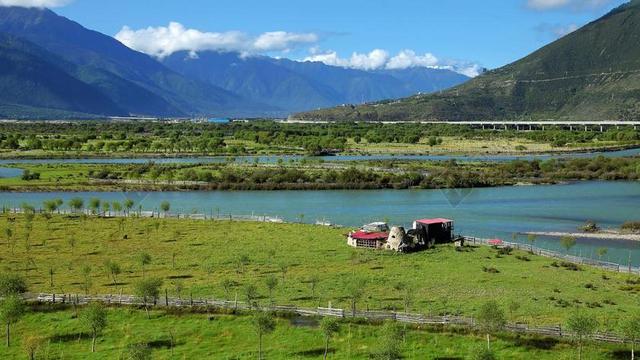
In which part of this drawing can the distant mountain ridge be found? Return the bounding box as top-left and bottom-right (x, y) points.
(293, 0), (640, 122)
(0, 6), (469, 119)
(0, 6), (272, 118)
(162, 51), (470, 113)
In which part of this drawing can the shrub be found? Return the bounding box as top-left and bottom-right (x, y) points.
(482, 266), (500, 274)
(622, 221), (640, 233)
(580, 220), (600, 233)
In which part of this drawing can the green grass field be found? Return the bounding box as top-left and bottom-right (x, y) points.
(1, 214), (639, 327)
(0, 305), (629, 359)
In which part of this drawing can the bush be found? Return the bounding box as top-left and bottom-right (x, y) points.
(622, 221), (640, 232)
(472, 348), (497, 360)
(21, 169), (40, 181)
(482, 266), (500, 274)
(580, 220), (600, 233)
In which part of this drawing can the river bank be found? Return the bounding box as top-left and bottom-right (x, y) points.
(524, 231), (640, 242)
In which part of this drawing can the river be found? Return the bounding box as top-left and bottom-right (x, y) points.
(1, 181), (639, 265)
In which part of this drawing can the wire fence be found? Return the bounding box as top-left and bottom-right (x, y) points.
(1, 206), (285, 224)
(30, 292), (627, 345)
(464, 236), (640, 274)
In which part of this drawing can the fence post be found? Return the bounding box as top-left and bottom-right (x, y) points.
(190, 292), (193, 307)
(52, 293), (55, 303)
(165, 289), (169, 306)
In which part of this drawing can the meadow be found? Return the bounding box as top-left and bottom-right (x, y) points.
(1, 214), (639, 327)
(0, 305), (630, 359)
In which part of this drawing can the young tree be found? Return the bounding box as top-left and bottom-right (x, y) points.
(345, 278), (366, 317)
(309, 274), (320, 300)
(527, 233), (537, 247)
(125, 343), (152, 360)
(48, 267), (54, 288)
(253, 311), (276, 360)
(134, 278), (163, 319)
(508, 300), (521, 321)
(101, 202), (110, 216)
(104, 260), (122, 287)
(375, 320), (405, 359)
(278, 262), (289, 283)
(265, 275), (278, 304)
(221, 278), (233, 298)
(160, 201), (171, 216)
(138, 252), (152, 278)
(618, 312), (640, 360)
(0, 295), (25, 347)
(476, 300), (506, 350)
(244, 284), (259, 309)
(4, 227), (13, 253)
(619, 314), (640, 360)
(124, 199), (135, 216)
(81, 265), (92, 295)
(111, 201), (122, 215)
(69, 197), (84, 214)
(43, 199), (58, 214)
(80, 302), (107, 353)
(597, 247), (608, 261)
(320, 317), (340, 360)
(22, 335), (44, 360)
(566, 312), (598, 360)
(560, 235), (577, 255)
(88, 198), (101, 215)
(0, 273), (27, 296)
(472, 347), (497, 360)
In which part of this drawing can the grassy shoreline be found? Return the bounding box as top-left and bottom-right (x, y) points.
(1, 142), (638, 160)
(1, 153), (638, 192)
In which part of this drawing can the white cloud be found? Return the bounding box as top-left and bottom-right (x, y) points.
(115, 22), (319, 59)
(304, 48), (482, 77)
(526, 0), (611, 10)
(0, 0), (71, 7)
(253, 31), (319, 52)
(386, 50), (439, 70)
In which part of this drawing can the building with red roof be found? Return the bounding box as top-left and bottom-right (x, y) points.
(347, 218), (455, 251)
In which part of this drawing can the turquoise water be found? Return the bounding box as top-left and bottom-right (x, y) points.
(0, 167), (22, 178)
(1, 181), (639, 264)
(0, 147), (638, 165)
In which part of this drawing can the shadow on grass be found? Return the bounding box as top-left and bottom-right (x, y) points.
(147, 339), (184, 349)
(511, 335), (560, 350)
(610, 349), (634, 360)
(167, 275), (193, 280)
(103, 282), (129, 287)
(50, 332), (90, 343)
(293, 348), (333, 357)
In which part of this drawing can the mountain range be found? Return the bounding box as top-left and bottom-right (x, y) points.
(294, 0), (640, 122)
(0, 6), (469, 119)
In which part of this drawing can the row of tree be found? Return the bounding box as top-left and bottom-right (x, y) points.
(1, 120), (637, 153)
(3, 271), (640, 359)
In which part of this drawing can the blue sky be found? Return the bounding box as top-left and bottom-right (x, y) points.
(20, 0), (631, 74)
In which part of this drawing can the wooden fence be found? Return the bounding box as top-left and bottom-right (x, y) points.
(30, 293), (627, 345)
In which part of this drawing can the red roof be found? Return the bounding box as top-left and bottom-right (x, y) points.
(350, 231), (389, 240)
(415, 218), (453, 225)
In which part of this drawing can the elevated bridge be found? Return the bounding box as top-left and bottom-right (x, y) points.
(286, 118), (640, 131)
